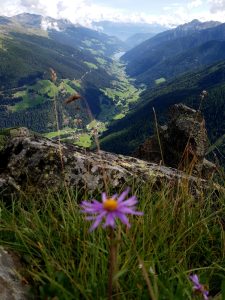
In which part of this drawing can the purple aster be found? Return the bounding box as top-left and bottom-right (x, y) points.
(80, 188), (143, 231)
(189, 274), (209, 300)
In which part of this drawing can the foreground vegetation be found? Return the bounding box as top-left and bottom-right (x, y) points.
(1, 179), (225, 299)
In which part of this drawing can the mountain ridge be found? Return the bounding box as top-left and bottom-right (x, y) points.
(122, 19), (225, 85)
(100, 59), (225, 167)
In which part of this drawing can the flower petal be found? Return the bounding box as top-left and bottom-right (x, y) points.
(80, 200), (103, 214)
(112, 194), (118, 200)
(116, 212), (130, 227)
(118, 196), (138, 207)
(190, 274), (200, 285)
(102, 193), (107, 202)
(118, 207), (143, 215)
(117, 188), (130, 203)
(105, 212), (116, 227)
(203, 291), (209, 300)
(89, 211), (106, 232)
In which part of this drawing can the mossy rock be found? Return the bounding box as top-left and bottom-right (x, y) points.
(0, 127), (36, 151)
(0, 128), (14, 151)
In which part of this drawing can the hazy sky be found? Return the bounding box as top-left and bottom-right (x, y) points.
(1, 0), (225, 27)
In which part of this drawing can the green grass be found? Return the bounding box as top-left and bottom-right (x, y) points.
(10, 80), (58, 112)
(84, 61), (98, 70)
(9, 79), (79, 112)
(75, 133), (92, 148)
(71, 80), (82, 89)
(32, 80), (58, 98)
(86, 120), (107, 133)
(207, 134), (225, 154)
(113, 113), (125, 120)
(98, 61), (144, 121)
(11, 92), (45, 112)
(96, 57), (107, 65)
(0, 181), (225, 299)
(44, 128), (75, 139)
(59, 80), (77, 94)
(0, 38), (6, 50)
(85, 48), (100, 56)
(155, 78), (166, 85)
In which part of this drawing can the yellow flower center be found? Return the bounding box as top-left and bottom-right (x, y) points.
(103, 198), (118, 211)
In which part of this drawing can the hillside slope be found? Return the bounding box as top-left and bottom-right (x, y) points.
(0, 14), (143, 147)
(122, 20), (225, 85)
(100, 61), (225, 166)
(11, 13), (124, 56)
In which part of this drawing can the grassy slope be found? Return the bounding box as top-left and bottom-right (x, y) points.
(99, 60), (143, 121)
(0, 180), (225, 299)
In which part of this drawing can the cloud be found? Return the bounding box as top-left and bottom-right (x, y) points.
(188, 0), (203, 9)
(0, 0), (171, 26)
(0, 0), (21, 16)
(41, 19), (61, 31)
(0, 0), (224, 28)
(209, 0), (225, 13)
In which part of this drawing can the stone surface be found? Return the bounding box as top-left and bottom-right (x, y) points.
(0, 247), (28, 300)
(134, 104), (217, 178)
(0, 127), (210, 197)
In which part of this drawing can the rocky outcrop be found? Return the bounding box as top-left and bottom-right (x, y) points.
(134, 104), (217, 179)
(0, 247), (28, 300)
(0, 127), (210, 198)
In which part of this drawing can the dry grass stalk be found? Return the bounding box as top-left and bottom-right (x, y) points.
(153, 107), (164, 166)
(64, 94), (82, 104)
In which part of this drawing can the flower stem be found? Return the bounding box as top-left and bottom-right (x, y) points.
(108, 228), (117, 300)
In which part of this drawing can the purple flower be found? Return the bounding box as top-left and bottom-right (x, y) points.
(189, 274), (209, 300)
(80, 188), (143, 231)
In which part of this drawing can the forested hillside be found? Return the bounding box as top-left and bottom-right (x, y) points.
(11, 13), (123, 57)
(122, 20), (225, 86)
(100, 60), (225, 165)
(0, 13), (143, 147)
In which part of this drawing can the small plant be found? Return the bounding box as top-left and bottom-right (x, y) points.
(81, 188), (143, 231)
(189, 274), (209, 300)
(81, 188), (143, 299)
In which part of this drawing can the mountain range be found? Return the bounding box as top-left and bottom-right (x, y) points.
(92, 20), (167, 41)
(122, 19), (225, 85)
(0, 13), (135, 139)
(100, 59), (225, 166)
(100, 20), (225, 165)
(0, 14), (225, 165)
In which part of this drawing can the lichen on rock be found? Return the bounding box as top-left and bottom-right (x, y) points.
(134, 104), (217, 179)
(0, 247), (28, 300)
(0, 126), (210, 198)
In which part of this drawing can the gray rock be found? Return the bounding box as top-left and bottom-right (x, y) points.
(0, 247), (28, 300)
(134, 104), (217, 178)
(0, 127), (212, 198)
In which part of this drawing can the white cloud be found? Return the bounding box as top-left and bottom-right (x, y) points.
(41, 19), (61, 31)
(0, 0), (224, 28)
(209, 0), (225, 12)
(0, 0), (171, 26)
(188, 0), (203, 9)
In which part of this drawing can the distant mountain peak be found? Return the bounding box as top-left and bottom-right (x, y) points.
(0, 16), (11, 25)
(177, 19), (221, 31)
(189, 19), (201, 24)
(10, 13), (77, 32)
(11, 13), (45, 28)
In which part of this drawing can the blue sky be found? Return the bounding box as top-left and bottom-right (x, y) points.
(0, 0), (225, 27)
